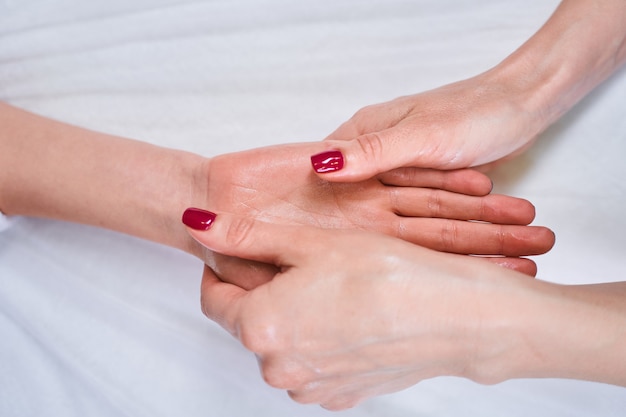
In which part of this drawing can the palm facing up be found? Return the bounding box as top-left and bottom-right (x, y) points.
(200, 142), (554, 288)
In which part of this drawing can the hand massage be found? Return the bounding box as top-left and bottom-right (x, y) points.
(1, 0), (625, 415)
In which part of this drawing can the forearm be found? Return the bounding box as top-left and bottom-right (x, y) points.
(474, 278), (626, 386)
(550, 282), (626, 385)
(473, 2), (626, 383)
(0, 102), (209, 254)
(534, 282), (626, 386)
(490, 0), (626, 130)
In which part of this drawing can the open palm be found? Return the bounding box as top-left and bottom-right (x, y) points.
(201, 142), (554, 288)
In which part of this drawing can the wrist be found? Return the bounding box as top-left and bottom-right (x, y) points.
(0, 101), (212, 255)
(466, 277), (626, 386)
(177, 154), (212, 257)
(486, 0), (626, 133)
(145, 148), (211, 256)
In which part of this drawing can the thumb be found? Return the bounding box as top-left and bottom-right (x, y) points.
(311, 130), (430, 182)
(181, 208), (309, 267)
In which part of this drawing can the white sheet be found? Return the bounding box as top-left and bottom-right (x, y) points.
(1, 1), (625, 416)
(0, 211), (10, 232)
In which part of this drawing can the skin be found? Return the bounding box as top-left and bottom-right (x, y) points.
(3, 0), (625, 412)
(308, 0), (626, 181)
(186, 0), (626, 410)
(204, 144), (554, 287)
(191, 212), (626, 411)
(0, 103), (553, 289)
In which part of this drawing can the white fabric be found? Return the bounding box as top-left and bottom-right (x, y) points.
(1, 1), (626, 416)
(0, 211), (10, 232)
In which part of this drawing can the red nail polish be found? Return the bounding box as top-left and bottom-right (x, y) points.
(311, 150), (344, 173)
(182, 208), (217, 231)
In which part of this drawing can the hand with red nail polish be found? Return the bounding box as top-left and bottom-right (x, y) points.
(0, 102), (553, 294)
(182, 208), (217, 231)
(313, 79), (539, 183)
(308, 2), (626, 183)
(189, 212), (626, 410)
(201, 142), (554, 289)
(310, 150), (344, 173)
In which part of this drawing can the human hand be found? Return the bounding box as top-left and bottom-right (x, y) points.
(196, 143), (554, 289)
(187, 211), (534, 410)
(311, 73), (543, 182)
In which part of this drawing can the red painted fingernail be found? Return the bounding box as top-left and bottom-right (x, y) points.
(182, 208), (217, 231)
(310, 150), (344, 173)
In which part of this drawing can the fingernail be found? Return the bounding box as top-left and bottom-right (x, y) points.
(310, 150), (344, 173)
(182, 208), (217, 231)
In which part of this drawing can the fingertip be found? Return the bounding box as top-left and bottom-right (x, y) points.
(310, 150), (345, 174)
(184, 210), (309, 266)
(518, 199), (537, 225)
(182, 207), (217, 231)
(309, 148), (368, 182)
(481, 195), (537, 225)
(185, 211), (256, 259)
(510, 259), (538, 277)
(309, 137), (388, 183)
(449, 169), (494, 196)
(483, 257), (538, 277)
(536, 226), (557, 253)
(182, 208), (222, 255)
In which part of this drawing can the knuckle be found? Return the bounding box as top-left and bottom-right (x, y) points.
(393, 218), (408, 241)
(427, 189), (443, 217)
(260, 364), (290, 389)
(440, 219), (459, 252)
(356, 132), (385, 166)
(430, 168), (448, 190)
(223, 216), (257, 249)
(496, 225), (507, 255)
(260, 361), (309, 390)
(388, 187), (401, 213)
(287, 383), (322, 404)
(478, 197), (488, 221)
(238, 319), (280, 353)
(352, 104), (376, 121)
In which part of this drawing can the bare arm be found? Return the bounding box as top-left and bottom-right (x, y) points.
(499, 281), (626, 387)
(190, 211), (626, 410)
(0, 102), (208, 254)
(497, 0), (626, 129)
(313, 0), (626, 180)
(0, 102), (555, 286)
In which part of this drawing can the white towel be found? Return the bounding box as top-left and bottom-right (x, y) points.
(1, 1), (625, 416)
(0, 210), (10, 232)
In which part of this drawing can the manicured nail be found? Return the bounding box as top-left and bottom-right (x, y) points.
(311, 150), (344, 173)
(182, 208), (217, 231)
